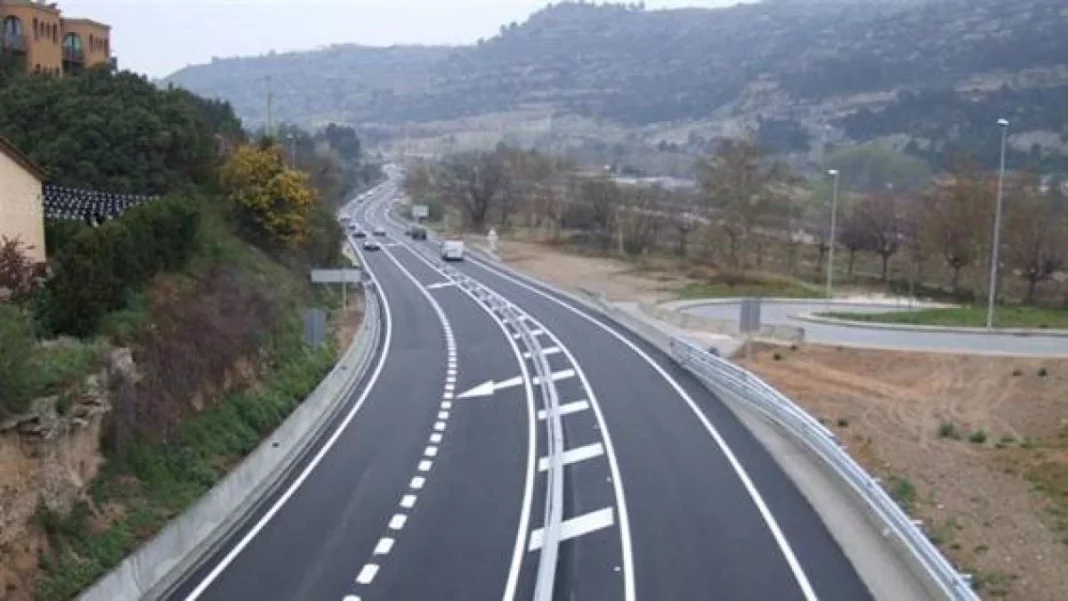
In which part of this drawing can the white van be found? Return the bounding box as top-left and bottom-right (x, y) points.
(441, 240), (465, 261)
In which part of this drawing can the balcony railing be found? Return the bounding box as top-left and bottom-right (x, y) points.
(1, 33), (26, 52)
(62, 47), (84, 63)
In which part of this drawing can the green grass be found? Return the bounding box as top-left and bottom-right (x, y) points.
(33, 311), (340, 601)
(823, 305), (1068, 329)
(888, 476), (918, 512)
(676, 272), (824, 300)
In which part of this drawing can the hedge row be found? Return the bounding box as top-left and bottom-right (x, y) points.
(37, 198), (200, 336)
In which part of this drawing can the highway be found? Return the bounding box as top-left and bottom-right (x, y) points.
(682, 300), (1068, 356)
(165, 171), (875, 601)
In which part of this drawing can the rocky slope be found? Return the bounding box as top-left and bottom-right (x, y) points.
(166, 0), (1068, 170)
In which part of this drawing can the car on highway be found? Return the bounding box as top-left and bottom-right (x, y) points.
(373, 227), (387, 237)
(362, 238), (381, 251)
(441, 239), (465, 261)
(410, 226), (428, 240)
(353, 229), (367, 238)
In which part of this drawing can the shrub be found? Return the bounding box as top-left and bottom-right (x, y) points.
(938, 422), (961, 439)
(837, 417), (850, 427)
(37, 198), (199, 337)
(969, 430), (988, 444)
(0, 304), (34, 414)
(1038, 367), (1049, 378)
(0, 236), (44, 304)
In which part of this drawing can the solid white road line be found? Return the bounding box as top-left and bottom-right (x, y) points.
(410, 476), (426, 490)
(538, 400), (590, 420)
(373, 537), (395, 556)
(388, 514), (407, 530)
(400, 495), (417, 509)
(538, 443), (605, 472)
(527, 507), (615, 551)
(355, 564), (379, 585)
(469, 257), (819, 601)
(183, 209), (397, 601)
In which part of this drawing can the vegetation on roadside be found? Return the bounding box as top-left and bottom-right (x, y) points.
(823, 306), (1068, 330)
(0, 66), (374, 600)
(675, 271), (822, 300)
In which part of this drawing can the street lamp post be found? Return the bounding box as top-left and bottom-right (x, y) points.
(986, 118), (1010, 330)
(825, 169), (841, 300)
(286, 134), (296, 168)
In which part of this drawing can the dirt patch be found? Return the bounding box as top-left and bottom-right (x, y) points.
(741, 345), (1068, 600)
(495, 239), (691, 303)
(334, 292), (366, 350)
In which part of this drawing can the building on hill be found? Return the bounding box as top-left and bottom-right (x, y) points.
(0, 135), (47, 262)
(0, 0), (111, 76)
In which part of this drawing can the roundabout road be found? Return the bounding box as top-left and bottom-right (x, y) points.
(680, 300), (1068, 357)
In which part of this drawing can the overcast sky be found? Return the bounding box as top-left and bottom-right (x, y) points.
(58, 0), (755, 78)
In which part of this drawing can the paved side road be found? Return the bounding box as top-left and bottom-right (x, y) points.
(683, 300), (1068, 356)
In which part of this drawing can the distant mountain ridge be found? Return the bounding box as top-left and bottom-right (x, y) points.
(166, 0), (1068, 170)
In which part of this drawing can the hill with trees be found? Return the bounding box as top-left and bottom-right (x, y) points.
(165, 0), (1068, 171)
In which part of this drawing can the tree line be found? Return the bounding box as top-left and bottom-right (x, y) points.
(406, 139), (1068, 306)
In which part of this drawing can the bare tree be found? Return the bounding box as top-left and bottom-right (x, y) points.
(854, 193), (901, 281)
(1004, 178), (1066, 304)
(837, 204), (873, 279)
(438, 151), (508, 231)
(697, 136), (795, 268)
(923, 159), (994, 291)
(577, 177), (624, 250)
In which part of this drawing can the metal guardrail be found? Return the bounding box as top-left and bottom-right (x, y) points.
(667, 336), (980, 601)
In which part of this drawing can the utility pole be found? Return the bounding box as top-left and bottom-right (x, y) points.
(265, 75), (274, 139)
(986, 119), (1010, 330)
(825, 169), (841, 301)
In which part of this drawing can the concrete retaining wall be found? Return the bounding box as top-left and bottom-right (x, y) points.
(78, 290), (383, 601)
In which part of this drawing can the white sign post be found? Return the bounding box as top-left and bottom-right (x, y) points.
(739, 298), (762, 360)
(487, 228), (499, 254)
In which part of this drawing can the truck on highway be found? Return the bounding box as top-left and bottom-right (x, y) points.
(441, 239), (465, 261)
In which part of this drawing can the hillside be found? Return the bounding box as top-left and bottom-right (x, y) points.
(166, 0), (1068, 171)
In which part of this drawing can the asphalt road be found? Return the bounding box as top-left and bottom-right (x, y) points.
(166, 171), (874, 601)
(683, 300), (1068, 356)
(363, 176), (873, 601)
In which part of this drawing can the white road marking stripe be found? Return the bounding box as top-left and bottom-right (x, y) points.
(389, 514), (407, 530)
(523, 347), (561, 359)
(424, 446), (438, 457)
(533, 369), (575, 385)
(441, 401), (452, 409)
(445, 383), (455, 392)
(538, 443), (605, 471)
(425, 281), (454, 290)
(418, 460), (433, 472)
(446, 376), (456, 384)
(528, 507), (615, 551)
(443, 392), (454, 400)
(438, 411), (449, 420)
(433, 421), (446, 432)
(410, 476), (426, 490)
(400, 495), (417, 509)
(429, 433), (443, 444)
(355, 564), (379, 584)
(538, 400), (590, 420)
(373, 537), (395, 556)
(447, 368), (457, 376)
(343, 596), (361, 601)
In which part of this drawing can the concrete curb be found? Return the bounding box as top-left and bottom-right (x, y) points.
(78, 290), (383, 601)
(662, 297), (952, 312)
(796, 312), (1068, 338)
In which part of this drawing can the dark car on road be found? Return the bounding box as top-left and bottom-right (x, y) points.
(411, 226), (428, 240)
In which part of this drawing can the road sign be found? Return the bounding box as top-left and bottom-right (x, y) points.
(412, 204), (429, 219)
(303, 309), (327, 348)
(310, 269), (362, 284)
(739, 298), (762, 334)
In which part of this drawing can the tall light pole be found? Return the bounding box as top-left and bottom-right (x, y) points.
(825, 169), (841, 300)
(986, 118), (1010, 330)
(286, 133), (296, 167)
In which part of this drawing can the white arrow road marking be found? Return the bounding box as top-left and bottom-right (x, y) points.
(538, 400), (590, 420)
(457, 370), (574, 399)
(538, 443), (604, 471)
(528, 507), (615, 551)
